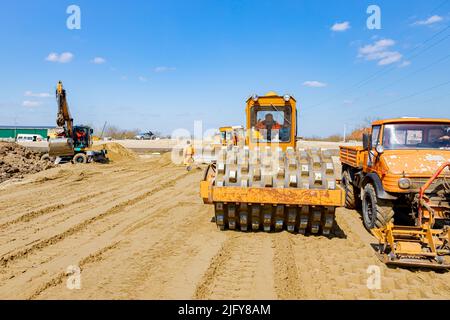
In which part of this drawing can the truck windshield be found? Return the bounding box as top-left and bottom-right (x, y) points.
(250, 105), (292, 143)
(383, 123), (450, 150)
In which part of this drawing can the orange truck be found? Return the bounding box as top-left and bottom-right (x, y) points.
(340, 118), (450, 268)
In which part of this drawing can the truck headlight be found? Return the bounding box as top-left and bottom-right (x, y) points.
(252, 94), (259, 102)
(283, 94), (291, 102)
(375, 145), (384, 154)
(398, 178), (411, 189)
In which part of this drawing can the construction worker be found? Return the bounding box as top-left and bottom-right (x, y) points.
(184, 140), (195, 171)
(256, 113), (282, 130)
(256, 113), (282, 141)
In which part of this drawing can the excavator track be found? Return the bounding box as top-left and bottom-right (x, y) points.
(212, 146), (338, 235)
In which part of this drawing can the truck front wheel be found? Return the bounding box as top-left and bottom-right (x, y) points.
(362, 183), (394, 230)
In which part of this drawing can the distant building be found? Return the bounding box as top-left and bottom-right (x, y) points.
(0, 126), (55, 140)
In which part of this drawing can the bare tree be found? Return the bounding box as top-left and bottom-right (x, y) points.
(104, 125), (140, 140)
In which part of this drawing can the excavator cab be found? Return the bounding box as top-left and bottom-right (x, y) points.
(73, 126), (93, 150)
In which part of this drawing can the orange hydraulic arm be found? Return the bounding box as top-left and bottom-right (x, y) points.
(56, 81), (73, 137)
(418, 162), (450, 225)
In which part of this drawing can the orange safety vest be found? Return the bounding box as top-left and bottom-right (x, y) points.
(256, 121), (281, 130)
(186, 145), (195, 156)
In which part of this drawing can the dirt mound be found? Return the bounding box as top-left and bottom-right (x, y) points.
(158, 151), (176, 166)
(0, 142), (56, 183)
(93, 143), (137, 162)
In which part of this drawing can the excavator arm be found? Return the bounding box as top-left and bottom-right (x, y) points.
(48, 81), (75, 157)
(56, 81), (73, 137)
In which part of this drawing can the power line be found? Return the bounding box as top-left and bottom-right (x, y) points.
(410, 91), (450, 106)
(365, 79), (450, 112)
(342, 87), (450, 124)
(322, 50), (450, 111)
(430, 0), (450, 14)
(351, 29), (450, 89)
(300, 30), (450, 121)
(304, 24), (450, 111)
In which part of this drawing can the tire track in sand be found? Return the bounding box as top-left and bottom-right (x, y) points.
(22, 171), (217, 299)
(0, 171), (188, 268)
(194, 233), (276, 300)
(0, 162), (181, 256)
(272, 233), (304, 299)
(0, 163), (157, 218)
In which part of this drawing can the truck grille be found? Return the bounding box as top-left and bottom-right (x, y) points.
(410, 177), (450, 192)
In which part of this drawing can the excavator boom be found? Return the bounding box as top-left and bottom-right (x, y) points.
(56, 81), (73, 136)
(48, 81), (75, 157)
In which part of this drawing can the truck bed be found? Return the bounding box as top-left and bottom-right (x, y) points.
(339, 145), (364, 169)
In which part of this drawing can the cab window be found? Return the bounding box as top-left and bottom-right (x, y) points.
(371, 125), (381, 147)
(383, 123), (450, 150)
(250, 105), (292, 143)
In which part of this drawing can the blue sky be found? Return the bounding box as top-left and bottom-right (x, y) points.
(0, 0), (449, 137)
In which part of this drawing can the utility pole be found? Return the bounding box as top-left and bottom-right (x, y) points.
(100, 121), (107, 139)
(343, 124), (347, 143)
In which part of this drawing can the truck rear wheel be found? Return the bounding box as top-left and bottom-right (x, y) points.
(362, 183), (394, 230)
(342, 170), (360, 209)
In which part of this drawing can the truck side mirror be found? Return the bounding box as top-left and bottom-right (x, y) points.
(362, 133), (371, 150)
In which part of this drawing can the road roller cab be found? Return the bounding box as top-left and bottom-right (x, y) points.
(200, 92), (344, 235)
(219, 126), (245, 147)
(246, 92), (296, 151)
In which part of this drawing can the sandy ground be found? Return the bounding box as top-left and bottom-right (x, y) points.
(1, 153), (450, 300)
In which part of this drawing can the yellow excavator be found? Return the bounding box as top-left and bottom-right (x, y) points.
(201, 92), (344, 234)
(46, 81), (107, 164)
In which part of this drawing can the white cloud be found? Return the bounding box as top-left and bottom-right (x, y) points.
(358, 39), (403, 66)
(138, 76), (148, 82)
(22, 100), (42, 108)
(399, 60), (411, 68)
(343, 99), (354, 105)
(377, 52), (403, 65)
(24, 91), (51, 98)
(46, 52), (74, 63)
(331, 21), (351, 32)
(91, 57), (106, 64)
(154, 66), (176, 73)
(413, 15), (443, 26)
(303, 81), (327, 88)
(359, 39), (395, 55)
